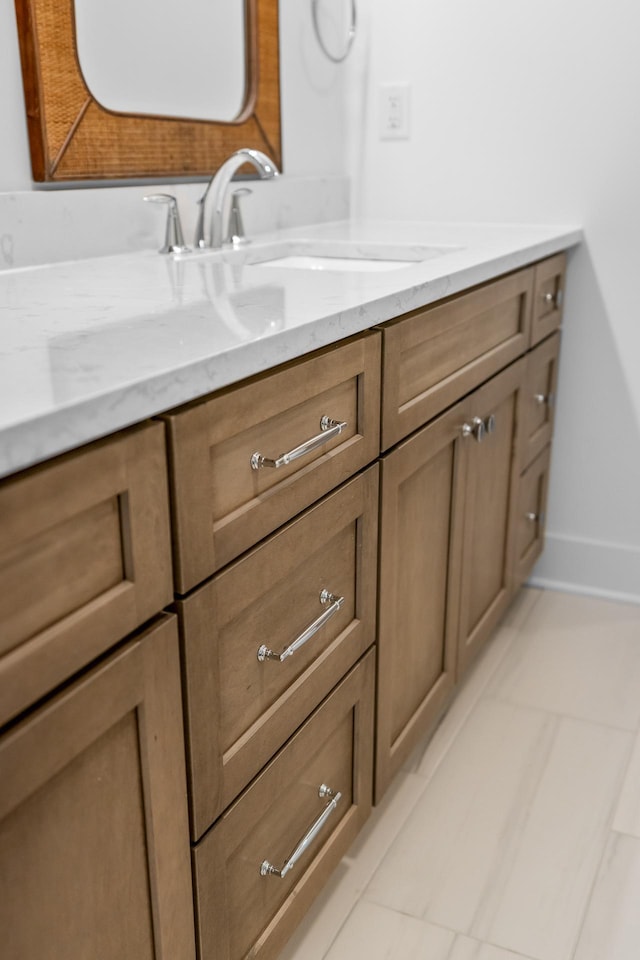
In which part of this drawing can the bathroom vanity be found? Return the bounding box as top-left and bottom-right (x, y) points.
(0, 221), (577, 960)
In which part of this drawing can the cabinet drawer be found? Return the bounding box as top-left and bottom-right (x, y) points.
(521, 332), (560, 469)
(380, 268), (533, 449)
(193, 650), (374, 960)
(0, 423), (173, 727)
(180, 466), (379, 838)
(514, 446), (551, 588)
(164, 332), (381, 592)
(531, 254), (566, 347)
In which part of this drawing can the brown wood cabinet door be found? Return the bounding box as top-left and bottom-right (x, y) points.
(0, 615), (195, 960)
(376, 402), (468, 800)
(456, 359), (526, 677)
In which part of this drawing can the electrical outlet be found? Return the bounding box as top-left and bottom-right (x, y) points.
(379, 83), (411, 140)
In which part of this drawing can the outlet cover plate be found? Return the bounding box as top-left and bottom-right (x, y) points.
(379, 83), (411, 140)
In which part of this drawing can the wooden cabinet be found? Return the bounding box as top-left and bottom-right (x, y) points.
(511, 330), (561, 588)
(376, 358), (525, 794)
(164, 338), (381, 957)
(0, 251), (569, 960)
(0, 429), (188, 960)
(375, 256), (566, 799)
(0, 615), (195, 960)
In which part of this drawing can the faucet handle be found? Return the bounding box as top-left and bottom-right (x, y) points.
(227, 188), (253, 246)
(144, 194), (189, 254)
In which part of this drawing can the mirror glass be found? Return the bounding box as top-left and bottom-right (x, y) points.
(73, 0), (247, 122)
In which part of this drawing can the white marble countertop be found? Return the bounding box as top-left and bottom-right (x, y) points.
(0, 219), (581, 479)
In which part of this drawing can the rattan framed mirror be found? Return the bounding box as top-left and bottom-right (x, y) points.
(14, 0), (281, 182)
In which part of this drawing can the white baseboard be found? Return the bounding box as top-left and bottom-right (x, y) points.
(528, 533), (640, 606)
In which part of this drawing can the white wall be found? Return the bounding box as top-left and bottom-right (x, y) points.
(352, 0), (640, 603)
(0, 0), (33, 191)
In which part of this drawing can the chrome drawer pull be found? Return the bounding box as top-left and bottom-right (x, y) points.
(250, 417), (347, 470)
(257, 590), (344, 663)
(260, 785), (342, 879)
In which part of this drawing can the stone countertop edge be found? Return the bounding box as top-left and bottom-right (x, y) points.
(0, 220), (582, 480)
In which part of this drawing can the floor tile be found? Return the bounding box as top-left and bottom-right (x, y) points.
(365, 699), (557, 923)
(499, 586), (543, 631)
(487, 591), (640, 729)
(364, 698), (631, 960)
(472, 715), (631, 960)
(613, 731), (640, 838)
(573, 833), (640, 960)
(346, 771), (429, 869)
(323, 901), (455, 960)
(449, 937), (535, 960)
(283, 590), (640, 960)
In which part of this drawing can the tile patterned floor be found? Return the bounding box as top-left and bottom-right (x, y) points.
(280, 588), (640, 960)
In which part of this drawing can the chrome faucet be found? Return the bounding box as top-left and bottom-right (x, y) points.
(195, 148), (280, 250)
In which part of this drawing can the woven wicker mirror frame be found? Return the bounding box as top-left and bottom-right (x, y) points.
(14, 0), (281, 182)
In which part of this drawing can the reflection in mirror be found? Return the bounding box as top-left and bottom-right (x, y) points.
(73, 0), (247, 121)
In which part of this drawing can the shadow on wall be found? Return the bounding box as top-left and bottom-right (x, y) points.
(531, 242), (640, 604)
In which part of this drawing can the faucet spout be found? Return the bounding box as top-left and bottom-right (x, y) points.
(195, 148), (280, 249)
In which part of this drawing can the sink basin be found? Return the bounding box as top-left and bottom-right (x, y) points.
(256, 255), (417, 273)
(174, 238), (462, 270)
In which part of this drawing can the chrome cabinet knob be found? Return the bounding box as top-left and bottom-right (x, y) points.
(462, 416), (486, 442)
(534, 392), (555, 408)
(525, 511), (545, 524)
(542, 288), (563, 309)
(484, 414), (496, 435)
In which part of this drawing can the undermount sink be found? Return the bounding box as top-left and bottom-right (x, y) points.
(256, 255), (417, 272)
(174, 238), (462, 270)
